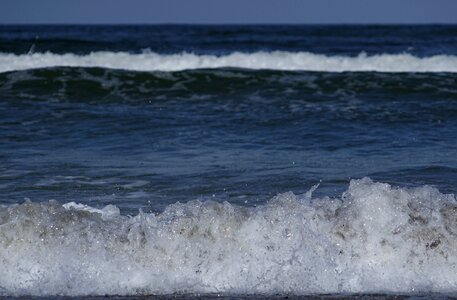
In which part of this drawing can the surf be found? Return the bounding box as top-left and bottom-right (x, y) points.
(1, 178), (457, 296)
(1, 51), (457, 73)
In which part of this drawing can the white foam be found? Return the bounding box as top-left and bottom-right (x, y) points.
(1, 51), (457, 73)
(1, 178), (457, 296)
(62, 202), (120, 220)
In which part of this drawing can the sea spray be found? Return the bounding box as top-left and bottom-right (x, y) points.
(1, 178), (457, 296)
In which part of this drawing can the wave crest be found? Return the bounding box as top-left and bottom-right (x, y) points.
(1, 51), (457, 73)
(1, 178), (457, 296)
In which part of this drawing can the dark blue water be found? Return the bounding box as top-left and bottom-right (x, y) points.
(2, 25), (457, 56)
(1, 25), (457, 297)
(1, 25), (457, 213)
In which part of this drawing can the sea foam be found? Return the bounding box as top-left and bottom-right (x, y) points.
(1, 178), (457, 296)
(1, 51), (457, 73)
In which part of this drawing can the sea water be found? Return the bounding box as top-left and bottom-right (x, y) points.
(1, 25), (457, 298)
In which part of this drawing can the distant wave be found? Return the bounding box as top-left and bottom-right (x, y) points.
(1, 51), (457, 73)
(2, 178), (457, 296)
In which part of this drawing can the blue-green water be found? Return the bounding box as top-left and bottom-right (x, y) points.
(1, 25), (457, 297)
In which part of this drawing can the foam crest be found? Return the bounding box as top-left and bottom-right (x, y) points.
(1, 51), (457, 73)
(1, 178), (457, 296)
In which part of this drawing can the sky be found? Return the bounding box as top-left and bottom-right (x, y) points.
(0, 0), (456, 24)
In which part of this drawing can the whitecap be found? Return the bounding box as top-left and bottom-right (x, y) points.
(1, 51), (457, 73)
(1, 178), (457, 296)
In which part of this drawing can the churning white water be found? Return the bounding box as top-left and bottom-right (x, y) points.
(1, 178), (457, 296)
(1, 51), (457, 73)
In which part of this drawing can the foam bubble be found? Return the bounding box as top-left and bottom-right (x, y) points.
(1, 178), (457, 296)
(1, 51), (457, 73)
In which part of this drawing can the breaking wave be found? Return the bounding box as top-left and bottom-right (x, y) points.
(1, 51), (457, 73)
(1, 178), (457, 296)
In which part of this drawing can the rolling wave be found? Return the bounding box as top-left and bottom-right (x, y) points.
(1, 178), (457, 296)
(1, 51), (457, 73)
(2, 67), (457, 104)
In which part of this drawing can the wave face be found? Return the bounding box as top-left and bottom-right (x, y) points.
(1, 51), (457, 73)
(1, 178), (457, 296)
(2, 67), (457, 103)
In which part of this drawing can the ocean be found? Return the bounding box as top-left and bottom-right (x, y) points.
(1, 25), (457, 299)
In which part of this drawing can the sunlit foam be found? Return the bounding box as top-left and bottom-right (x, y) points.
(1, 51), (457, 73)
(1, 178), (457, 296)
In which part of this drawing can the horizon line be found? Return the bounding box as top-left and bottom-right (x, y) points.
(1, 22), (457, 26)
